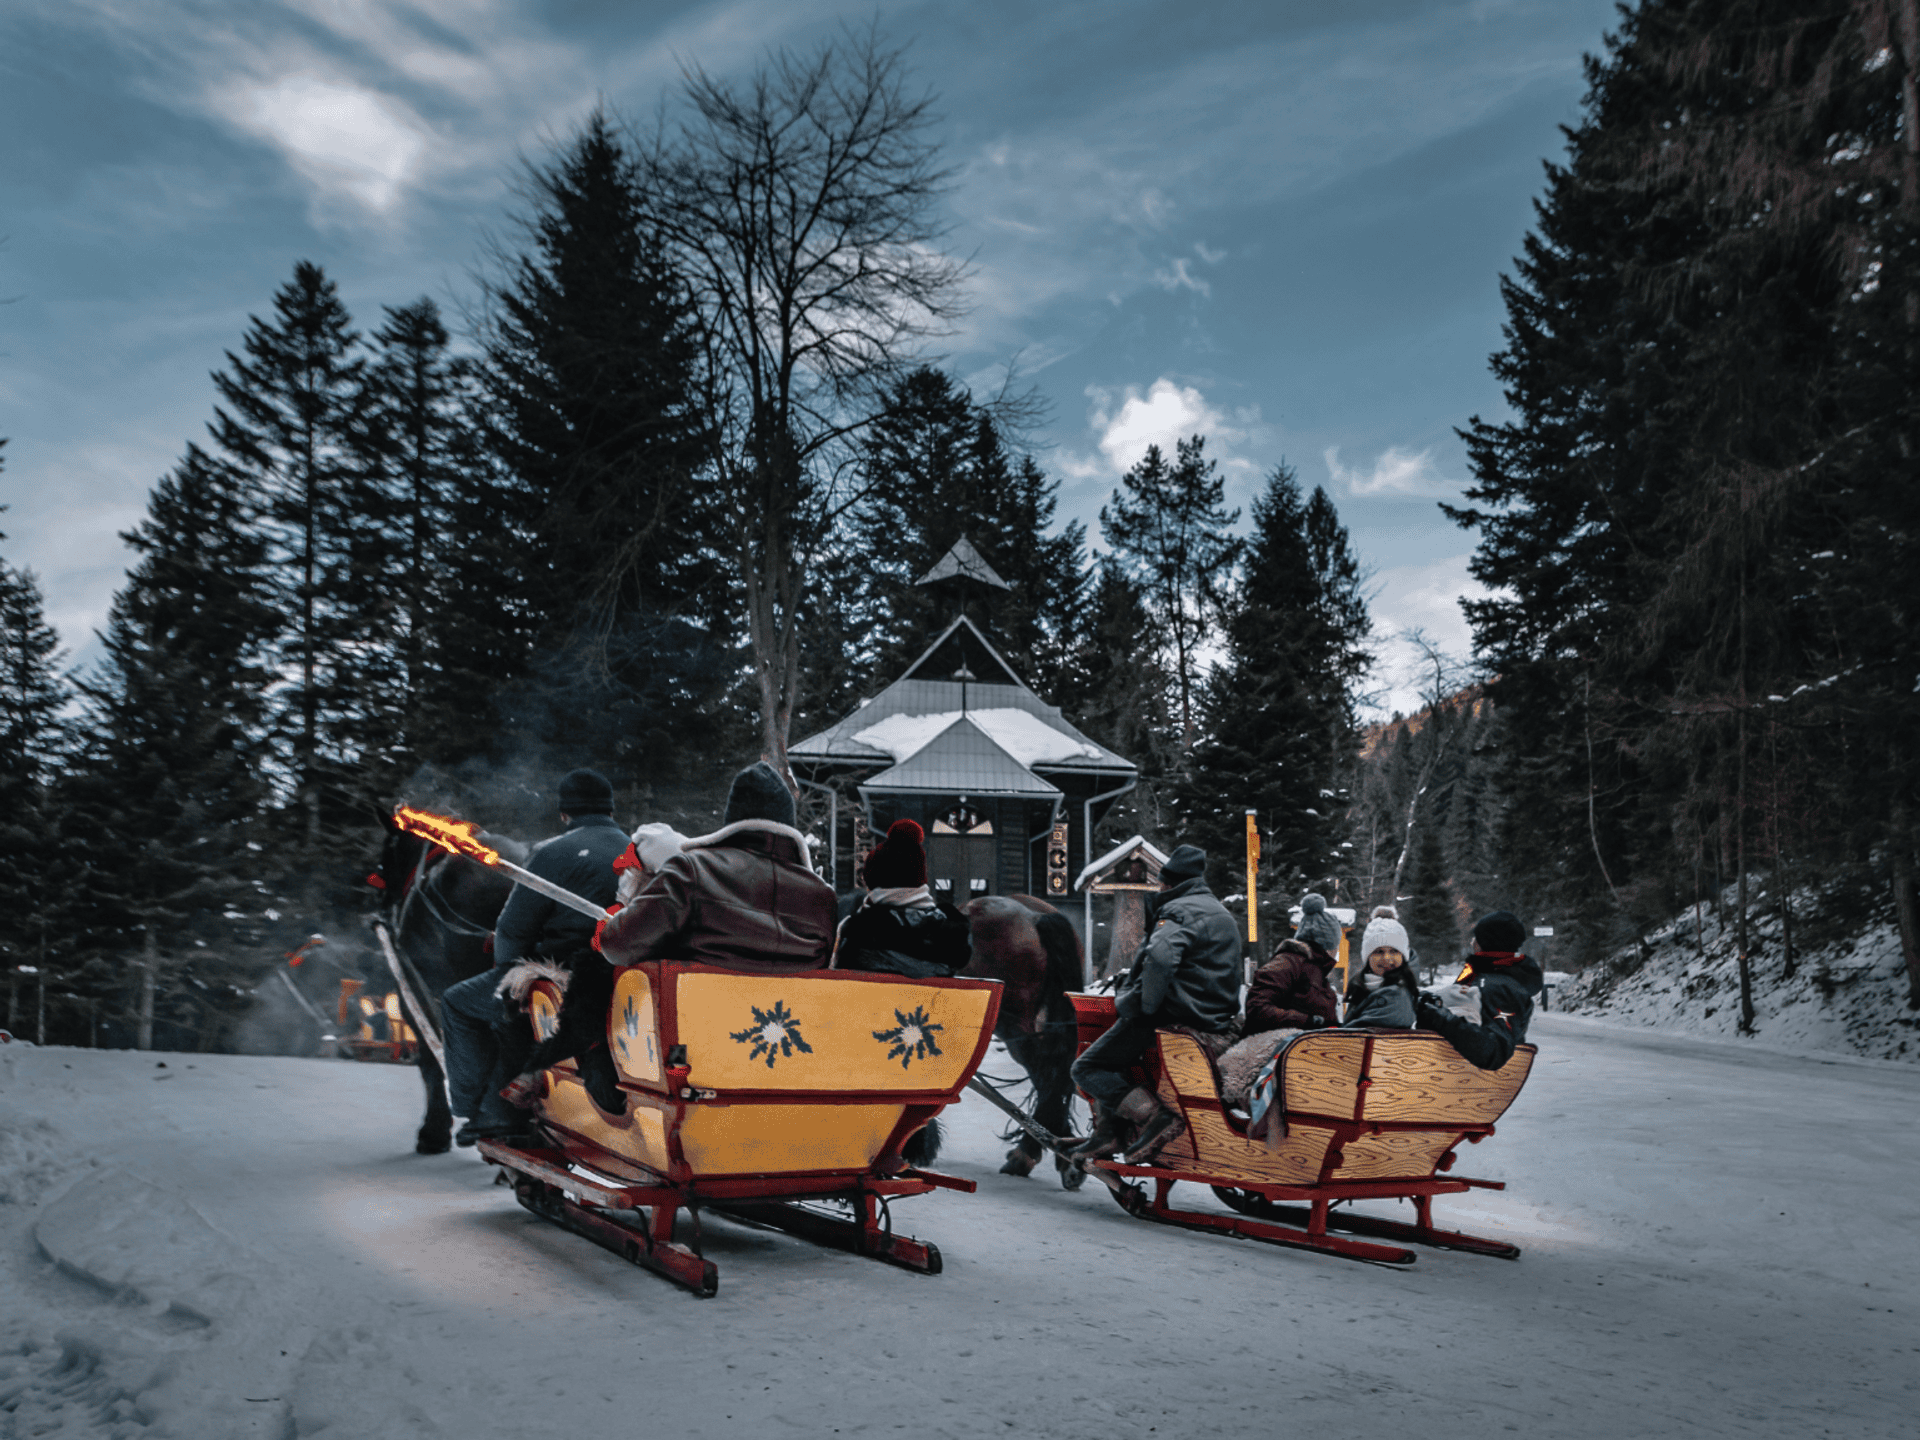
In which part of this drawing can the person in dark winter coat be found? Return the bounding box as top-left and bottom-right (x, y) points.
(1293, 892), (1343, 957)
(1341, 905), (1419, 1030)
(443, 768), (626, 1143)
(1416, 910), (1543, 1069)
(1063, 843), (1241, 1165)
(834, 819), (973, 979)
(1245, 935), (1339, 1033)
(597, 762), (836, 974)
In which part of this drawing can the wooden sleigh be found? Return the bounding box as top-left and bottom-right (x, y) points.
(478, 962), (1002, 1296)
(1068, 994), (1535, 1266)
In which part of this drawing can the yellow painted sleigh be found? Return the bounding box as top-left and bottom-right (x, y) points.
(478, 962), (1002, 1296)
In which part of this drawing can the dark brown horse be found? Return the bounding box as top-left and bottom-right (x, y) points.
(372, 818), (525, 1154)
(960, 894), (1087, 1189)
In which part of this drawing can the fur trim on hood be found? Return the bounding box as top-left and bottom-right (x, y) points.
(679, 817), (814, 862)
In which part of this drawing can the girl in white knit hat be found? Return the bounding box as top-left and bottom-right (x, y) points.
(1341, 905), (1419, 1029)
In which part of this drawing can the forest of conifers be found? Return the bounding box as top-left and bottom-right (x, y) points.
(2, 2), (1917, 1049)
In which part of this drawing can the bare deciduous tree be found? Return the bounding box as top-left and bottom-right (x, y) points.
(638, 31), (967, 775)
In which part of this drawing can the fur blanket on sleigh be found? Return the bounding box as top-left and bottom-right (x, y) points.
(1214, 1027), (1302, 1109)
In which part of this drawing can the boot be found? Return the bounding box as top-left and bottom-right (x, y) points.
(1117, 1086), (1185, 1165)
(1057, 1101), (1127, 1161)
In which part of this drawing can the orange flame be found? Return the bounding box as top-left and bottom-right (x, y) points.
(393, 804), (501, 866)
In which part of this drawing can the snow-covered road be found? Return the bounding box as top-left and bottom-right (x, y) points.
(2, 1016), (1915, 1439)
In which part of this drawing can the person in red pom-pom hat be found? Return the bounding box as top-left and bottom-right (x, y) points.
(833, 819), (971, 978)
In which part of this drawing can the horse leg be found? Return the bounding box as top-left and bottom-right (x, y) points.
(994, 1031), (1050, 1177)
(1028, 1030), (1087, 1191)
(416, 1046), (453, 1155)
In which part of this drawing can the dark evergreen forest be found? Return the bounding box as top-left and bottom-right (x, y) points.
(3, 3), (1917, 1048)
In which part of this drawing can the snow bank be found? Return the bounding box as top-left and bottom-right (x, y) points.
(1556, 899), (1918, 1064)
(852, 707), (1102, 766)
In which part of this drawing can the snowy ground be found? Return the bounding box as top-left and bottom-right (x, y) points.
(2, 1024), (1916, 1440)
(1555, 903), (1920, 1065)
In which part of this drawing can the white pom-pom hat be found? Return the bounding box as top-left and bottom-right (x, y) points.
(1359, 904), (1410, 962)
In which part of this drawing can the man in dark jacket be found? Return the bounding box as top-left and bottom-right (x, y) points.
(599, 762), (836, 973)
(1245, 936), (1339, 1033)
(1415, 910), (1543, 1070)
(1064, 844), (1241, 1165)
(442, 769), (626, 1143)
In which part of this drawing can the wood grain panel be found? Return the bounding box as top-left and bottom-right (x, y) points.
(1181, 1111), (1332, 1186)
(1158, 1034), (1222, 1101)
(1326, 1128), (1460, 1181)
(1364, 1037), (1534, 1124)
(1280, 1034), (1367, 1120)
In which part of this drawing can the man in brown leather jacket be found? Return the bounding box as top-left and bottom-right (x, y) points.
(599, 762), (836, 972)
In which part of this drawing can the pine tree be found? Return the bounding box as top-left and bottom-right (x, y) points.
(359, 297), (521, 771)
(1174, 465), (1371, 897)
(476, 110), (732, 778)
(1099, 436), (1240, 751)
(209, 260), (375, 863)
(0, 534), (67, 994)
(842, 367), (1087, 690)
(63, 447), (281, 1049)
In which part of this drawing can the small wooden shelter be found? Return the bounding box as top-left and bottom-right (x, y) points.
(1076, 835), (1168, 979)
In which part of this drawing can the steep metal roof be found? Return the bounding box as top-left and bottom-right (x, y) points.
(856, 718), (1063, 798)
(917, 537), (1011, 590)
(790, 614), (1134, 777)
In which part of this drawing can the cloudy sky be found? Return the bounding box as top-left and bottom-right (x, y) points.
(0, 0), (1622, 716)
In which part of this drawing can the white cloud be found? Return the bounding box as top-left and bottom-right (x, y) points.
(1152, 256), (1210, 296)
(218, 74), (428, 213)
(1084, 377), (1258, 475)
(1324, 444), (1460, 499)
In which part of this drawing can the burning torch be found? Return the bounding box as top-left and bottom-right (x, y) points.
(391, 805), (612, 922)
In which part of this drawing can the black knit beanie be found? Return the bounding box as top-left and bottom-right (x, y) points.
(1160, 844), (1206, 885)
(1473, 910), (1528, 954)
(557, 768), (615, 815)
(723, 761), (796, 828)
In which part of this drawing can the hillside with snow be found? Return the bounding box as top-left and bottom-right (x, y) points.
(1554, 890), (1918, 1065)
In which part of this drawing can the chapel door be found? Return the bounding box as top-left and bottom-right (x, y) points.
(927, 803), (995, 901)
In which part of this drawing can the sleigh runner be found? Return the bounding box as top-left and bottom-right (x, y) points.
(480, 961), (1003, 1296)
(1067, 994), (1536, 1265)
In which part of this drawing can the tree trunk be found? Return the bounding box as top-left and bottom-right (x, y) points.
(1892, 798), (1920, 1009)
(137, 927), (157, 1052)
(1735, 526), (1755, 1035)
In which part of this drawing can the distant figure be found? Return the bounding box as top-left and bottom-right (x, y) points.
(1341, 906), (1419, 1029)
(1293, 891), (1343, 958)
(598, 762), (836, 973)
(1416, 910), (1543, 1070)
(833, 819), (973, 979)
(1062, 843), (1240, 1166)
(441, 768), (625, 1144)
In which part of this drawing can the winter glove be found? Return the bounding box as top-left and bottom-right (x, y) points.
(1305, 1014), (1327, 1029)
(591, 904), (622, 953)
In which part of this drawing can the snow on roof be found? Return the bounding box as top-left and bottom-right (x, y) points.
(858, 717), (1063, 797)
(1075, 834), (1169, 891)
(853, 707), (1105, 769)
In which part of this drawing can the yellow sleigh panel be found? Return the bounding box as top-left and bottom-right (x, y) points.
(609, 968), (663, 1087)
(542, 1070), (673, 1174)
(677, 1102), (907, 1178)
(674, 970), (997, 1095)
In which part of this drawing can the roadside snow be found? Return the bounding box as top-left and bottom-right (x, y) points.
(852, 708), (1103, 766)
(1555, 901), (1918, 1065)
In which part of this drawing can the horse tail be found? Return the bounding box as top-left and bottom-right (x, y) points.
(1032, 911), (1082, 1016)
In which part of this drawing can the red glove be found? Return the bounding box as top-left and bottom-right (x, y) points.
(612, 843), (642, 874)
(592, 904), (620, 953)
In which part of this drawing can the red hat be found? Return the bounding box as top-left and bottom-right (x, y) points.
(864, 819), (928, 888)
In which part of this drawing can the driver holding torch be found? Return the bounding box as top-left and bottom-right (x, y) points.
(441, 768), (626, 1146)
